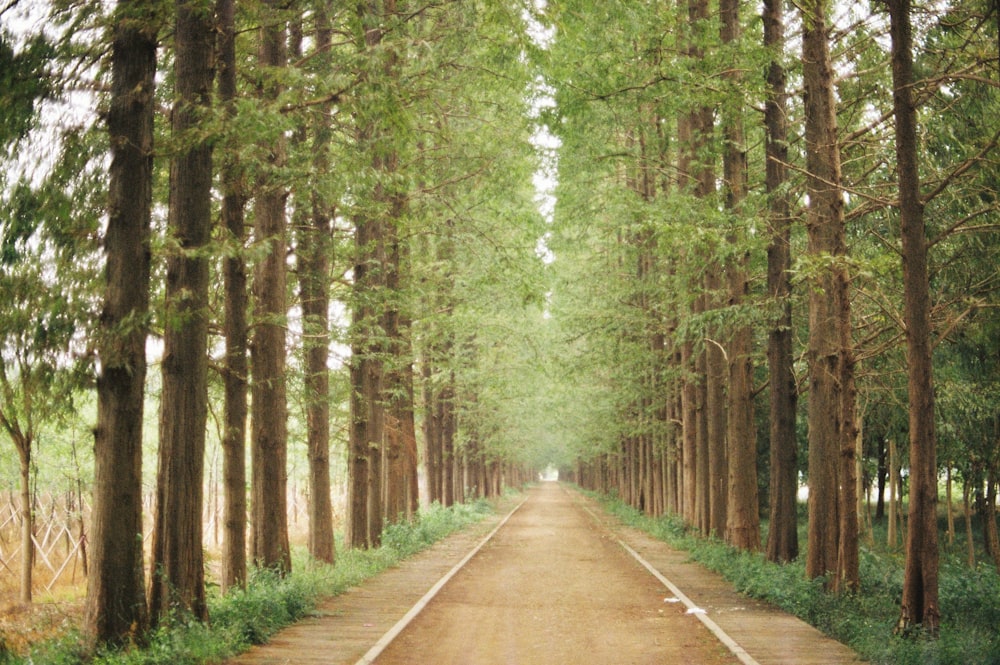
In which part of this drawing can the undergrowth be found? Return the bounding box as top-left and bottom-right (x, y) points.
(7, 498), (496, 665)
(595, 493), (1000, 665)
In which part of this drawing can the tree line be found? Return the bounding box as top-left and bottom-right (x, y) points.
(1, 0), (546, 649)
(541, 0), (998, 639)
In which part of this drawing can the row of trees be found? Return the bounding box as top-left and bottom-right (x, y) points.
(542, 0), (998, 638)
(1, 0), (550, 649)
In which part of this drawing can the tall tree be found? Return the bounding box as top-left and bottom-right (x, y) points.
(295, 4), (336, 565)
(800, 0), (859, 591)
(86, 0), (157, 644)
(347, 0), (388, 549)
(720, 0), (760, 551)
(250, 0), (292, 572)
(0, 35), (64, 605)
(216, 0), (248, 591)
(149, 0), (215, 625)
(888, 0), (940, 634)
(763, 0), (799, 564)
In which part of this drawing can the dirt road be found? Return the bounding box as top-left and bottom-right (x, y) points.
(227, 483), (862, 665)
(370, 483), (737, 664)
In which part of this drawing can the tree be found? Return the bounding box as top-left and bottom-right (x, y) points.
(888, 0), (940, 635)
(0, 29), (65, 607)
(720, 0), (759, 551)
(0, 200), (85, 605)
(800, 0), (859, 592)
(149, 0), (215, 625)
(293, 4), (336, 565)
(86, 0), (157, 644)
(762, 0), (799, 564)
(250, 0), (291, 572)
(216, 0), (248, 592)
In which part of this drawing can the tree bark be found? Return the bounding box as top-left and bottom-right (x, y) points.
(250, 2), (291, 571)
(217, 0), (248, 593)
(16, 437), (33, 604)
(889, 0), (940, 634)
(801, 0), (856, 590)
(720, 0), (760, 552)
(149, 0), (215, 625)
(86, 0), (156, 644)
(763, 0), (799, 565)
(296, 3), (336, 566)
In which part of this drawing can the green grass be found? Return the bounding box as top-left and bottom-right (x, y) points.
(593, 493), (1000, 665)
(9, 497), (498, 665)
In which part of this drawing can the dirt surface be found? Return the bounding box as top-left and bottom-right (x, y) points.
(372, 483), (737, 665)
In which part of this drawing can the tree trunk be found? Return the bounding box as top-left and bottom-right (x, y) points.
(383, 198), (414, 524)
(801, 0), (855, 590)
(16, 438), (33, 604)
(149, 0), (214, 625)
(889, 0), (940, 634)
(763, 0), (799, 565)
(983, 473), (1000, 572)
(250, 3), (291, 571)
(719, 0), (760, 552)
(705, 270), (728, 537)
(888, 438), (899, 547)
(86, 0), (155, 644)
(963, 482), (975, 567)
(296, 4), (336, 566)
(217, 0), (247, 593)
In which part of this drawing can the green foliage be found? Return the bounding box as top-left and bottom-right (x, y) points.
(380, 498), (493, 557)
(0, 32), (54, 147)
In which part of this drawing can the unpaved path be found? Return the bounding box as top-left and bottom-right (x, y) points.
(226, 483), (863, 665)
(371, 482), (736, 665)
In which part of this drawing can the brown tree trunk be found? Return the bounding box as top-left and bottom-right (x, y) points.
(963, 482), (975, 568)
(441, 373), (457, 507)
(251, 4), (291, 571)
(763, 0), (799, 565)
(888, 438), (899, 548)
(217, 0), (248, 592)
(889, 0), (940, 634)
(149, 0), (214, 625)
(383, 202), (414, 524)
(86, 0), (156, 644)
(720, 0), (760, 552)
(15, 439), (33, 604)
(984, 474), (1000, 572)
(705, 272), (728, 537)
(295, 5), (336, 566)
(422, 360), (442, 505)
(801, 0), (855, 589)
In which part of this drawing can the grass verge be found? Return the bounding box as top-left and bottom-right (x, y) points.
(6, 497), (497, 665)
(592, 492), (1000, 665)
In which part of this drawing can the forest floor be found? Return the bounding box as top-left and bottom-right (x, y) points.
(226, 483), (864, 665)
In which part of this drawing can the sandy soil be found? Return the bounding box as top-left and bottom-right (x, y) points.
(372, 482), (738, 665)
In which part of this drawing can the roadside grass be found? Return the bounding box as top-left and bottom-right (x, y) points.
(5, 497), (497, 665)
(593, 493), (1000, 665)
